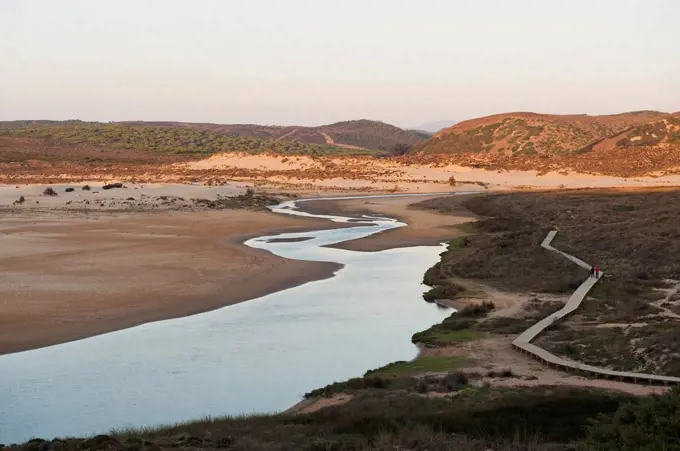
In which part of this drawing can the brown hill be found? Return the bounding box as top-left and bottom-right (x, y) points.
(408, 111), (680, 176)
(117, 119), (430, 151)
(417, 111), (666, 156)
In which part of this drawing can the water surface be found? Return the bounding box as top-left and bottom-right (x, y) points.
(0, 196), (452, 443)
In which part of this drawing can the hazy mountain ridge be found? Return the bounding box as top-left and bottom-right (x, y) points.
(414, 120), (458, 133)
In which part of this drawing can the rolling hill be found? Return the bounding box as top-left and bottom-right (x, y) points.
(116, 119), (430, 151)
(413, 111), (667, 156)
(0, 119), (429, 161)
(407, 111), (680, 175)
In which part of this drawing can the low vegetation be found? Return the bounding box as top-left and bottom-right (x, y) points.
(412, 302), (494, 347)
(12, 386), (639, 450)
(583, 387), (680, 450)
(0, 119), (429, 158)
(0, 123), (376, 156)
(416, 189), (680, 376)
(402, 111), (680, 177)
(318, 119), (429, 150)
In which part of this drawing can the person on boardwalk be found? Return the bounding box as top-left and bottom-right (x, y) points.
(590, 266), (595, 278)
(595, 266), (600, 278)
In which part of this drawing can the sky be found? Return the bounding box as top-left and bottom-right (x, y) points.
(1, 0), (679, 127)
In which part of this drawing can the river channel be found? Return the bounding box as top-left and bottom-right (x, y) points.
(0, 195), (457, 443)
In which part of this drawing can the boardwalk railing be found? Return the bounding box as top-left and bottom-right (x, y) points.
(511, 229), (680, 386)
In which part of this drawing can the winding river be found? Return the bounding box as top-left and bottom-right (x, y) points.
(0, 195), (457, 444)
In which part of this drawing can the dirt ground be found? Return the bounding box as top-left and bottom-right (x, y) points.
(413, 274), (669, 396)
(0, 208), (345, 355)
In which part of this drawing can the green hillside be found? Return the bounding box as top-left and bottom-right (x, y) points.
(0, 123), (378, 156)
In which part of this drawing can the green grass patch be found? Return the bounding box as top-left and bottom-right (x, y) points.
(455, 221), (478, 234)
(412, 328), (486, 347)
(365, 356), (470, 378)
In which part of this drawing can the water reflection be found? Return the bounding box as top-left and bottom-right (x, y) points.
(0, 197), (452, 443)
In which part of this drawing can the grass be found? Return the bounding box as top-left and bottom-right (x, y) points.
(0, 123), (379, 157)
(304, 356), (472, 398)
(415, 189), (680, 376)
(365, 356), (471, 378)
(413, 328), (486, 347)
(16, 386), (635, 450)
(456, 221), (479, 234)
(412, 301), (494, 347)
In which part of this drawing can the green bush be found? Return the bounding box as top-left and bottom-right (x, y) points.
(583, 387), (680, 450)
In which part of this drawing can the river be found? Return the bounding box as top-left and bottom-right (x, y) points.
(0, 195), (456, 444)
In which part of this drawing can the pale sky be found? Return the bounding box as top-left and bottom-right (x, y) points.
(1, 0), (678, 127)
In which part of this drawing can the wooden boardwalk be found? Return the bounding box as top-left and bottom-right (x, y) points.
(511, 230), (680, 385)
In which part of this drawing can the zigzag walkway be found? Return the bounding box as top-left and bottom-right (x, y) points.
(511, 230), (680, 386)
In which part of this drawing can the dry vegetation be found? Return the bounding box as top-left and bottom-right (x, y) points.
(10, 386), (633, 451)
(0, 119), (429, 157)
(416, 189), (680, 376)
(406, 111), (680, 176)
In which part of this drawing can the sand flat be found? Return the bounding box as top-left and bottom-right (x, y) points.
(0, 209), (343, 355)
(303, 194), (478, 251)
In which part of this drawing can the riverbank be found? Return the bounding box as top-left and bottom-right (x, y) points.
(0, 204), (349, 355)
(0, 183), (485, 355)
(294, 189), (679, 415)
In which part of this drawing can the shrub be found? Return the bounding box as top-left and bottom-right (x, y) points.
(422, 284), (464, 302)
(584, 387), (680, 450)
(500, 368), (514, 378)
(43, 187), (57, 196)
(442, 372), (468, 391)
(448, 175), (456, 187)
(102, 182), (124, 190)
(459, 301), (495, 317)
(82, 185), (91, 191)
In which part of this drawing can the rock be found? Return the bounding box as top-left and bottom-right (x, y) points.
(126, 197), (135, 201)
(102, 183), (124, 190)
(65, 188), (75, 192)
(82, 185), (91, 191)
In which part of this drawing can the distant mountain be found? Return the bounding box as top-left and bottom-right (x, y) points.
(116, 119), (430, 151)
(413, 120), (458, 134)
